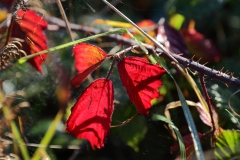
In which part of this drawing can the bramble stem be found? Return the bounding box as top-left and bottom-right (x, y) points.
(199, 75), (216, 147)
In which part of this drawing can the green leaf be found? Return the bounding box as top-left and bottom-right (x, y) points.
(112, 104), (147, 152)
(215, 129), (240, 159)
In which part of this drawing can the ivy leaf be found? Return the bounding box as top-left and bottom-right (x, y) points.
(117, 56), (166, 114)
(11, 9), (48, 73)
(71, 43), (107, 87)
(66, 78), (114, 149)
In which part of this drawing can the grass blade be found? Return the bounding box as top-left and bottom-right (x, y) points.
(152, 114), (186, 160)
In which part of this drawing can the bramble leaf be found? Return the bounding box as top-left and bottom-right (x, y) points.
(180, 28), (221, 62)
(118, 56), (166, 114)
(66, 78), (114, 149)
(71, 43), (107, 87)
(11, 9), (48, 73)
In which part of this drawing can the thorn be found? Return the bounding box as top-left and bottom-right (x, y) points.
(191, 55), (195, 60)
(178, 53), (183, 56)
(219, 67), (224, 73)
(230, 72), (234, 78)
(197, 57), (202, 63)
(225, 83), (229, 87)
(224, 70), (229, 74)
(203, 62), (209, 66)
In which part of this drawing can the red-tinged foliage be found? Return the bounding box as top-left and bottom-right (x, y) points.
(66, 78), (114, 149)
(73, 43), (107, 73)
(180, 28), (221, 63)
(118, 56), (166, 114)
(11, 9), (48, 73)
(156, 23), (189, 57)
(71, 43), (107, 86)
(171, 133), (203, 160)
(71, 60), (106, 87)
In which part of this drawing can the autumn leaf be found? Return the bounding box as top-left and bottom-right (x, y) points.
(11, 9), (48, 73)
(71, 43), (107, 87)
(118, 56), (166, 114)
(180, 28), (221, 63)
(66, 78), (114, 149)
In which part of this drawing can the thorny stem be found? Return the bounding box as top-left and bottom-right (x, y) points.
(199, 74), (216, 147)
(44, 16), (240, 89)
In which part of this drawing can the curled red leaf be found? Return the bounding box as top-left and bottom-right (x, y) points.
(66, 78), (114, 149)
(118, 56), (166, 114)
(71, 43), (107, 87)
(11, 9), (48, 73)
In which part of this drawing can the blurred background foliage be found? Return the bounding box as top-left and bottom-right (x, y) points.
(1, 0), (240, 159)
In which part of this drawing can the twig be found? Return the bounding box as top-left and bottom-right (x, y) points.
(56, 0), (74, 41)
(98, 0), (121, 15)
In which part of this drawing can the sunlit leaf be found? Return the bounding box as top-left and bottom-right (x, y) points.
(71, 43), (107, 86)
(66, 78), (114, 149)
(118, 56), (166, 114)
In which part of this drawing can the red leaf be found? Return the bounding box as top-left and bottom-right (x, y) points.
(11, 9), (48, 73)
(66, 78), (114, 149)
(73, 43), (107, 73)
(180, 28), (221, 62)
(71, 43), (107, 86)
(117, 56), (166, 114)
